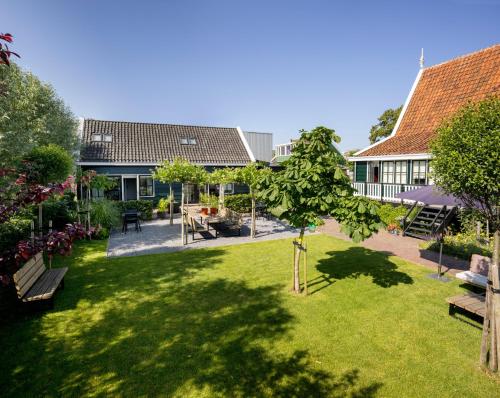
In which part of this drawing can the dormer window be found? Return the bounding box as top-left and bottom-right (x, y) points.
(181, 137), (197, 145)
(103, 134), (113, 142)
(92, 134), (102, 142)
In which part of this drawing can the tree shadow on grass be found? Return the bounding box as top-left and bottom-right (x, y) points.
(1, 243), (383, 397)
(311, 246), (413, 294)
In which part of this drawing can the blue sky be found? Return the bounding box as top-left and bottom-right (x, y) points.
(3, 0), (499, 151)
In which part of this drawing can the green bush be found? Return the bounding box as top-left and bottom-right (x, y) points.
(93, 227), (110, 240)
(225, 194), (252, 213)
(421, 231), (493, 260)
(90, 199), (121, 229)
(22, 144), (73, 185)
(117, 200), (153, 220)
(377, 204), (408, 230)
(0, 217), (32, 253)
(38, 196), (77, 230)
(157, 196), (172, 212)
(199, 193), (218, 208)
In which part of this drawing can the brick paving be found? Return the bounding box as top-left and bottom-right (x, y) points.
(319, 218), (469, 276)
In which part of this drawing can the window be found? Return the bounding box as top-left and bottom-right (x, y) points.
(103, 134), (112, 142)
(181, 138), (196, 145)
(412, 160), (427, 185)
(382, 161), (394, 183)
(139, 176), (154, 197)
(224, 183), (234, 194)
(91, 134), (102, 142)
(394, 161), (407, 184)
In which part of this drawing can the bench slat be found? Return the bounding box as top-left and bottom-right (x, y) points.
(16, 262), (46, 299)
(13, 252), (43, 283)
(23, 268), (67, 302)
(15, 255), (45, 290)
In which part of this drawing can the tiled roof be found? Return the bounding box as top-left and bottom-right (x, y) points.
(79, 119), (252, 164)
(357, 44), (500, 157)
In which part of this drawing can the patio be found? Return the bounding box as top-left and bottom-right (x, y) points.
(107, 214), (311, 257)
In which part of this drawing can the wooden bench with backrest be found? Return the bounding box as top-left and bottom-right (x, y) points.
(187, 214), (215, 240)
(13, 252), (68, 308)
(212, 208), (243, 237)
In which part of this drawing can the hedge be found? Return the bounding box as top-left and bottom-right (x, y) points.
(116, 200), (154, 220)
(225, 194), (252, 213)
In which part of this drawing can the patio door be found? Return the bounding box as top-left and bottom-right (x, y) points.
(123, 177), (138, 201)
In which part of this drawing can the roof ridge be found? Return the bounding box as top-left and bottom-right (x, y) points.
(424, 43), (499, 71)
(84, 118), (237, 130)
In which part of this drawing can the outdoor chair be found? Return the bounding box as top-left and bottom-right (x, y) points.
(122, 211), (142, 233)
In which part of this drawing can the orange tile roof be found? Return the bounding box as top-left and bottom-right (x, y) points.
(357, 44), (500, 157)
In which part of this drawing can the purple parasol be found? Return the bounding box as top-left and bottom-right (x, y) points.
(396, 185), (468, 207)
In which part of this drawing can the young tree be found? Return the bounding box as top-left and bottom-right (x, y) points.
(154, 158), (207, 244)
(153, 161), (178, 225)
(369, 106), (402, 144)
(260, 126), (383, 294)
(209, 168), (238, 211)
(430, 97), (500, 372)
(236, 163), (272, 238)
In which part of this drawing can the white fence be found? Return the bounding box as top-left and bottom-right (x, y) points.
(351, 182), (424, 202)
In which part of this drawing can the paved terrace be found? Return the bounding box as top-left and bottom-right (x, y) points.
(108, 215), (313, 257)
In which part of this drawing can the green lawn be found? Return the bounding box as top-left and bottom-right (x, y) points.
(1, 234), (498, 397)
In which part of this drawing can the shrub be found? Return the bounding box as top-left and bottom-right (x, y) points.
(38, 196), (77, 230)
(421, 231), (493, 260)
(199, 193), (218, 208)
(90, 199), (121, 229)
(116, 200), (153, 220)
(225, 194), (252, 213)
(377, 204), (408, 230)
(93, 227), (110, 240)
(0, 217), (32, 253)
(157, 196), (172, 212)
(21, 144), (73, 185)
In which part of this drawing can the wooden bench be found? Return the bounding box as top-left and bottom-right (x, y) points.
(188, 215), (215, 241)
(447, 292), (486, 318)
(13, 252), (68, 308)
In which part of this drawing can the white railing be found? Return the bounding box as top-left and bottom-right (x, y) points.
(351, 182), (425, 202)
(353, 182), (365, 196)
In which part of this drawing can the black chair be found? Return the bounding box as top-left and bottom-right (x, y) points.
(122, 210), (142, 233)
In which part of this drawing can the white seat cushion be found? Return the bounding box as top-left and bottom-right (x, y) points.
(455, 271), (487, 288)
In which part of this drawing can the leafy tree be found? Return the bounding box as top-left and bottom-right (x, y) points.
(259, 126), (383, 294)
(0, 64), (78, 167)
(236, 163), (271, 238)
(154, 158), (207, 244)
(153, 162), (178, 225)
(369, 106), (402, 144)
(209, 168), (238, 210)
(430, 97), (500, 372)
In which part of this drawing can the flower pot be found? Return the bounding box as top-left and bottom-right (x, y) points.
(210, 207), (218, 216)
(200, 207), (209, 216)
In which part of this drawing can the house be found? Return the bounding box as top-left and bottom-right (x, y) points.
(349, 44), (500, 202)
(77, 119), (272, 202)
(271, 139), (298, 165)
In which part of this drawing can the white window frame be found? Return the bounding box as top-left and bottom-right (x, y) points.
(394, 161), (407, 184)
(382, 161), (394, 183)
(412, 160), (427, 185)
(138, 175), (155, 197)
(91, 134), (102, 142)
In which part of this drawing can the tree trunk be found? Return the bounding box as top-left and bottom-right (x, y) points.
(481, 229), (500, 372)
(251, 189), (256, 238)
(181, 183), (186, 245)
(169, 183), (174, 225)
(293, 226), (306, 294)
(38, 203), (43, 237)
(219, 183), (224, 211)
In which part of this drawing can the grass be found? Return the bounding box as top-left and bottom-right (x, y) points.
(1, 234), (498, 397)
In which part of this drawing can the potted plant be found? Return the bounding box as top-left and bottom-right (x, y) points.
(387, 223), (399, 235)
(199, 193), (209, 216)
(157, 197), (170, 219)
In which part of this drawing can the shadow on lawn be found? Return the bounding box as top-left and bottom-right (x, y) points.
(312, 246), (413, 294)
(1, 242), (383, 397)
